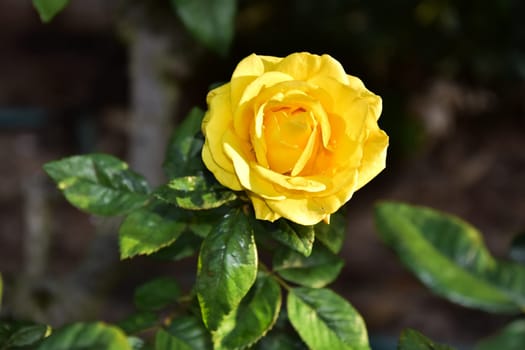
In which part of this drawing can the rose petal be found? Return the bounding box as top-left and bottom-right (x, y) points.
(202, 144), (242, 190)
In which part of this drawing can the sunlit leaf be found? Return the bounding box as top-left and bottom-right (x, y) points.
(476, 319), (525, 350)
(32, 0), (69, 22)
(398, 329), (455, 350)
(134, 277), (181, 311)
(37, 322), (131, 350)
(273, 243), (344, 288)
(44, 154), (150, 216)
(375, 202), (525, 313)
(213, 272), (281, 349)
(287, 287), (369, 350)
(196, 209), (258, 331)
(170, 0), (237, 56)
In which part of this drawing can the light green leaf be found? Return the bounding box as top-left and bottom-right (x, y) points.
(118, 311), (158, 334)
(44, 154), (150, 216)
(213, 272), (282, 349)
(476, 319), (525, 350)
(398, 329), (454, 350)
(273, 243), (344, 288)
(134, 277), (181, 311)
(170, 0), (237, 56)
(265, 220), (315, 257)
(196, 209), (258, 331)
(375, 202), (525, 313)
(37, 322), (131, 350)
(0, 321), (51, 348)
(315, 211), (346, 254)
(165, 316), (212, 350)
(287, 287), (369, 350)
(163, 108), (205, 179)
(32, 0), (69, 22)
(119, 202), (187, 259)
(154, 175), (237, 210)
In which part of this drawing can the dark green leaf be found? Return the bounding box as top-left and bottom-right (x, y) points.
(254, 331), (307, 350)
(476, 319), (525, 350)
(44, 154), (150, 216)
(152, 232), (202, 261)
(170, 0), (237, 56)
(398, 329), (455, 350)
(0, 321), (51, 348)
(196, 209), (258, 331)
(119, 202), (187, 259)
(163, 108), (205, 179)
(213, 272), (282, 349)
(265, 220), (315, 257)
(273, 243), (344, 288)
(155, 329), (191, 350)
(165, 316), (212, 350)
(375, 202), (525, 313)
(154, 175), (237, 210)
(134, 277), (181, 311)
(315, 212), (346, 254)
(287, 287), (370, 350)
(37, 322), (131, 350)
(118, 311), (158, 334)
(510, 232), (525, 264)
(32, 0), (69, 22)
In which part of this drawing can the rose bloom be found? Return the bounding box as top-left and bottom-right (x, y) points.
(201, 52), (388, 225)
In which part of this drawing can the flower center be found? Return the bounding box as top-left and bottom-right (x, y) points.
(264, 106), (316, 174)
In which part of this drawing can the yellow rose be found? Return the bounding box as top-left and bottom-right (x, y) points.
(201, 52), (388, 225)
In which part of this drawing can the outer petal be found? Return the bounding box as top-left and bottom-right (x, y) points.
(355, 129), (388, 190)
(275, 53), (349, 85)
(250, 194), (281, 222)
(202, 143), (242, 190)
(264, 197), (330, 226)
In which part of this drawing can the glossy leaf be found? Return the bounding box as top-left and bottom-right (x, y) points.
(165, 316), (212, 350)
(163, 107), (205, 179)
(119, 202), (187, 259)
(213, 272), (282, 349)
(32, 0), (69, 22)
(44, 154), (150, 216)
(510, 232), (525, 264)
(398, 329), (454, 350)
(196, 209), (258, 331)
(37, 322), (131, 350)
(266, 220), (315, 257)
(154, 175), (237, 210)
(0, 321), (51, 348)
(118, 311), (158, 334)
(170, 0), (237, 56)
(273, 243), (344, 288)
(375, 202), (525, 313)
(315, 212), (346, 254)
(476, 319), (525, 350)
(287, 287), (370, 350)
(134, 277), (181, 311)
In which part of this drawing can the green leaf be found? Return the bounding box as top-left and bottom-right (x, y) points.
(151, 232), (202, 261)
(196, 209), (258, 331)
(254, 331), (307, 350)
(398, 329), (455, 350)
(0, 321), (51, 348)
(315, 212), (346, 254)
(44, 154), (150, 216)
(37, 322), (131, 350)
(170, 0), (237, 56)
(165, 316), (212, 350)
(287, 287), (369, 350)
(134, 277), (181, 311)
(476, 319), (525, 350)
(163, 108), (205, 179)
(273, 243), (344, 288)
(265, 220), (315, 257)
(119, 202), (187, 259)
(154, 175), (237, 210)
(118, 311), (158, 334)
(32, 0), (69, 22)
(128, 336), (146, 350)
(155, 329), (191, 350)
(375, 201), (525, 313)
(510, 232), (525, 264)
(213, 272), (282, 349)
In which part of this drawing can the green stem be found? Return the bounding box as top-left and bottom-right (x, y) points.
(258, 262), (292, 291)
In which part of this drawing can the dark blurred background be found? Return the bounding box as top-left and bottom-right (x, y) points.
(1, 0), (524, 348)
